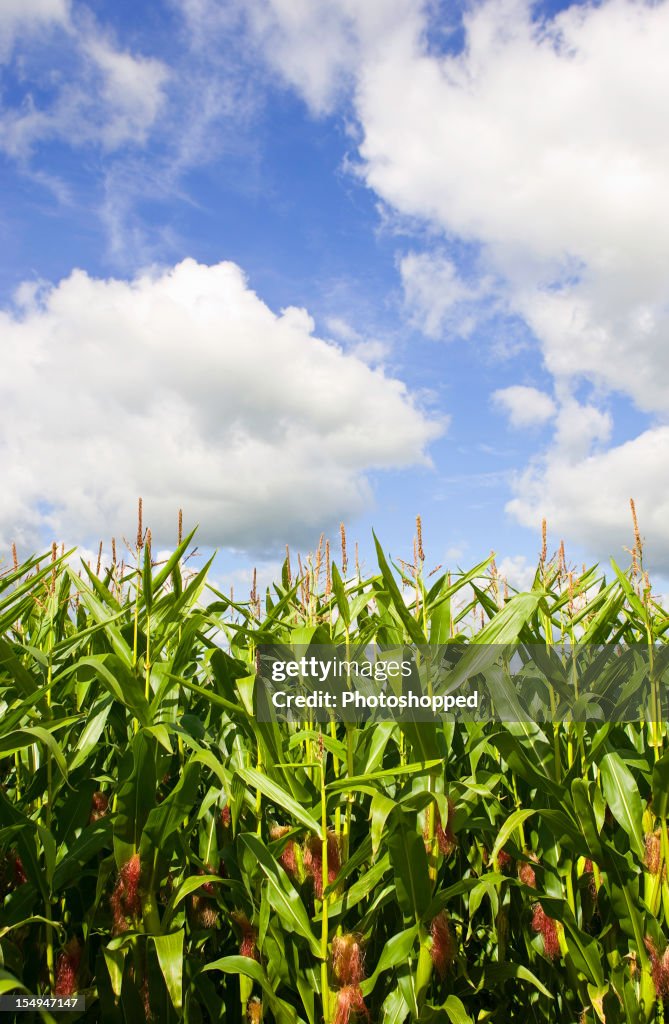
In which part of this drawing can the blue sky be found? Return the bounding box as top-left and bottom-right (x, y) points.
(1, 0), (668, 595)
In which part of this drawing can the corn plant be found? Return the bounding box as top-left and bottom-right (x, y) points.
(0, 510), (668, 1023)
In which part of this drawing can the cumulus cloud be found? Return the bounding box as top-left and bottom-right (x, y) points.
(507, 426), (669, 571)
(234, 0), (420, 113)
(239, 0), (669, 563)
(492, 385), (556, 429)
(0, 259), (441, 552)
(243, 0), (669, 367)
(552, 400), (612, 460)
(357, 0), (669, 273)
(495, 554), (536, 594)
(350, 0), (669, 421)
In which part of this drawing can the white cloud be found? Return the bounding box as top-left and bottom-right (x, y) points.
(517, 287), (669, 415)
(0, 0), (68, 57)
(495, 554), (535, 593)
(83, 39), (169, 149)
(350, 0), (669, 407)
(0, 2), (258, 265)
(347, 338), (389, 365)
(324, 316), (389, 364)
(325, 316), (362, 344)
(357, 0), (669, 269)
(243, 0), (669, 394)
(207, 560), (284, 605)
(0, 259), (441, 552)
(0, 6), (169, 157)
(492, 385), (556, 429)
(239, 0), (669, 566)
(400, 251), (483, 339)
(507, 426), (669, 571)
(444, 542), (466, 562)
(237, 0), (420, 113)
(552, 399), (612, 460)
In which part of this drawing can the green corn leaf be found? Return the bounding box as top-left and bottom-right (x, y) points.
(0, 727), (68, 781)
(203, 955), (300, 1024)
(387, 810), (432, 922)
(361, 925), (419, 995)
(103, 945), (126, 999)
(652, 750), (669, 820)
(239, 833), (321, 957)
(441, 996), (474, 1024)
(373, 533), (427, 645)
(327, 759), (442, 793)
(476, 963), (552, 998)
(382, 985), (412, 1024)
(599, 751), (645, 861)
(152, 930), (184, 1014)
(63, 654), (150, 725)
(235, 767), (321, 835)
(331, 562), (350, 628)
(113, 730), (157, 866)
(53, 819), (113, 892)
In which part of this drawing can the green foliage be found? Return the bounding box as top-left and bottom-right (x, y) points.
(0, 530), (667, 1023)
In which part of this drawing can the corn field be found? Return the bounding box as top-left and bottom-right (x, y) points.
(1, 508), (669, 1024)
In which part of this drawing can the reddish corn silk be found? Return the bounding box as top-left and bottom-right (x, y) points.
(54, 939), (82, 997)
(331, 934), (365, 986)
(518, 854), (538, 888)
(582, 858), (599, 898)
(436, 798), (458, 856)
(423, 799), (457, 857)
(110, 853), (142, 934)
(139, 975), (154, 1023)
(332, 985), (370, 1024)
(279, 841), (297, 877)
(531, 904), (560, 960)
(198, 865), (217, 895)
(239, 934), (257, 958)
(120, 853), (141, 915)
(190, 866), (220, 921)
(89, 791), (109, 823)
(0, 851), (27, 898)
(270, 825), (298, 878)
(497, 849), (513, 872)
(644, 937), (669, 998)
(12, 853), (26, 886)
(233, 912), (259, 960)
(304, 831), (341, 899)
(430, 912), (455, 979)
(221, 804), (232, 829)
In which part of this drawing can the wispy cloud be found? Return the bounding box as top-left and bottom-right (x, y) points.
(399, 250), (490, 340)
(0, 7), (169, 158)
(0, 0), (259, 266)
